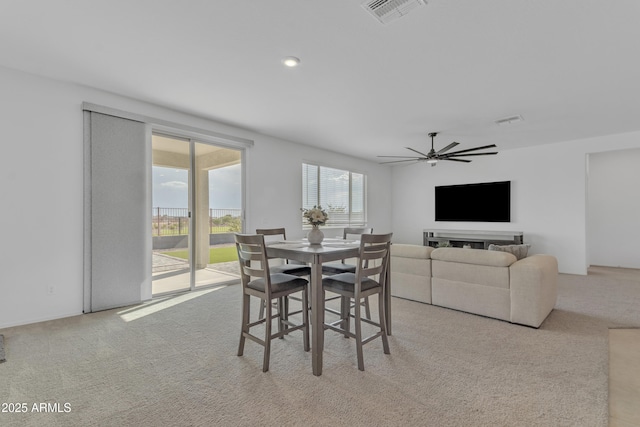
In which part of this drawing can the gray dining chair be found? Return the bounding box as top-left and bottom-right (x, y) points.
(235, 233), (310, 372)
(322, 227), (374, 319)
(321, 227), (374, 275)
(322, 233), (392, 371)
(256, 228), (311, 319)
(256, 228), (312, 276)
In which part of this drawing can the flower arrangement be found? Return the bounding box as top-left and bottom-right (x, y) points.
(301, 205), (329, 227)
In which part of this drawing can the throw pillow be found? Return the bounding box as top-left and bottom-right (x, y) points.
(488, 243), (530, 260)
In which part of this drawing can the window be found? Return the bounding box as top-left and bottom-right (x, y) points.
(302, 163), (367, 227)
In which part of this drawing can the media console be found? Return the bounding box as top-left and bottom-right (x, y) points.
(423, 229), (524, 249)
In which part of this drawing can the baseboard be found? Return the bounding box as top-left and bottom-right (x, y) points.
(0, 310), (83, 330)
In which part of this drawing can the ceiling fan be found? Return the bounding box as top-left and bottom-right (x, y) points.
(378, 132), (498, 167)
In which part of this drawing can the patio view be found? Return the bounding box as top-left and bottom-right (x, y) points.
(152, 207), (241, 273)
(152, 134), (242, 295)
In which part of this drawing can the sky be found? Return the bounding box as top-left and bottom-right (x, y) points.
(152, 164), (241, 209)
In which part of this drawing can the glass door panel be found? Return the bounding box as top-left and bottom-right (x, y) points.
(151, 135), (192, 295)
(194, 143), (242, 287)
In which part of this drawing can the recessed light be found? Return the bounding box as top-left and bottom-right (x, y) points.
(282, 56), (300, 67)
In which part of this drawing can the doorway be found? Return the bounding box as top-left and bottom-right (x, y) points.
(151, 133), (243, 295)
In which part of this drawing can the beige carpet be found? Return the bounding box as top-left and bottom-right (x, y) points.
(609, 328), (640, 427)
(0, 269), (639, 427)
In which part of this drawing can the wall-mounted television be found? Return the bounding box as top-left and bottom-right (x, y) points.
(435, 181), (511, 222)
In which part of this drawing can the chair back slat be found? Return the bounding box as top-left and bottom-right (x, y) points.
(256, 228), (295, 266)
(255, 227), (286, 237)
(354, 233), (393, 292)
(255, 228), (286, 244)
(235, 234), (272, 294)
(344, 227), (373, 241)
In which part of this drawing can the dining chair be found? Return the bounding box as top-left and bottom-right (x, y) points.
(322, 232), (393, 371)
(235, 233), (310, 372)
(256, 228), (312, 276)
(322, 227), (374, 319)
(256, 228), (311, 319)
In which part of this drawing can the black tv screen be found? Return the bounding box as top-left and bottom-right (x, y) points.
(435, 181), (511, 222)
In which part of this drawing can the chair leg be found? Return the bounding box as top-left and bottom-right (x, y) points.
(364, 296), (371, 320)
(263, 298), (272, 372)
(340, 296), (350, 338)
(378, 291), (390, 355)
(277, 297), (285, 338)
(238, 294), (250, 356)
(258, 299), (265, 320)
(284, 296), (290, 333)
(348, 297), (371, 320)
(302, 288), (310, 352)
(354, 297), (365, 371)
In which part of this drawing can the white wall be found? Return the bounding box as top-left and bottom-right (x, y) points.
(391, 131), (640, 275)
(243, 135), (393, 240)
(0, 66), (392, 328)
(587, 147), (640, 268)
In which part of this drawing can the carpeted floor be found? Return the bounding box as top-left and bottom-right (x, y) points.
(609, 328), (640, 426)
(0, 269), (639, 426)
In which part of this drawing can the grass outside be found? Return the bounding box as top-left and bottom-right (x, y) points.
(164, 246), (238, 264)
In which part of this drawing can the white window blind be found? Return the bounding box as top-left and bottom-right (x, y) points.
(302, 163), (367, 227)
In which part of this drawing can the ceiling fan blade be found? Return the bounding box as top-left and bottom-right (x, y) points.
(377, 155), (424, 159)
(405, 147), (431, 158)
(435, 142), (459, 155)
(378, 133), (498, 166)
(379, 158), (421, 164)
(441, 158), (472, 163)
(440, 152), (498, 158)
(441, 144), (497, 156)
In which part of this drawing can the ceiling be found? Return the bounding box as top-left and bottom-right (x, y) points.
(2, 0), (639, 163)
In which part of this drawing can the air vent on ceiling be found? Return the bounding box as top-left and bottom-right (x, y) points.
(362, 0), (427, 25)
(495, 115), (524, 126)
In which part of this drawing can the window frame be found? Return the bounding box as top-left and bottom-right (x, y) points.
(301, 162), (367, 229)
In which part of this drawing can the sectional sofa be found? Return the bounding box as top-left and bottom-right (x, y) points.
(390, 244), (558, 328)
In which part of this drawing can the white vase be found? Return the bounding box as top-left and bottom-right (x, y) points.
(307, 226), (324, 245)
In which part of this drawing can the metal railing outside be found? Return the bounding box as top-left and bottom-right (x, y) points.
(152, 207), (241, 236)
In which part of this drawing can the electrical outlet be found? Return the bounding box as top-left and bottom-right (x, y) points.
(47, 285), (55, 295)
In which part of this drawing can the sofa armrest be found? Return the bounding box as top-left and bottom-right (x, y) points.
(509, 254), (558, 328)
(390, 244), (432, 303)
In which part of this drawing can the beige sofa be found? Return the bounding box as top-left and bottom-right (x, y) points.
(390, 245), (558, 328)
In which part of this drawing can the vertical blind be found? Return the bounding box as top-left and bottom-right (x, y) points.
(302, 163), (366, 227)
(84, 111), (151, 312)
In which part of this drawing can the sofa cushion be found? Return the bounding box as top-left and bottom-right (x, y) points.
(391, 244), (433, 259)
(432, 278), (511, 321)
(432, 259), (511, 289)
(488, 243), (530, 260)
(431, 247), (517, 267)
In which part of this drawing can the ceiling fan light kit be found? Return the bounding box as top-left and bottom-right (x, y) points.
(378, 132), (498, 167)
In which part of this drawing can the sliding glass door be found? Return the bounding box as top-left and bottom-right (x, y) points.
(151, 135), (192, 294)
(152, 134), (242, 295)
(193, 143), (242, 288)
